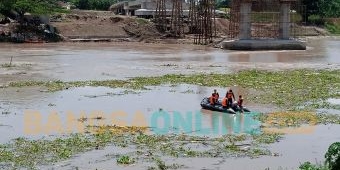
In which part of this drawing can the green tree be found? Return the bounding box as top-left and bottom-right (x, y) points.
(301, 0), (321, 23)
(319, 0), (340, 18)
(216, 0), (230, 9)
(70, 0), (117, 10)
(0, 0), (62, 18)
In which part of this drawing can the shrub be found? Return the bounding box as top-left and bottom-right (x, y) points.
(308, 15), (325, 25)
(325, 142), (340, 170)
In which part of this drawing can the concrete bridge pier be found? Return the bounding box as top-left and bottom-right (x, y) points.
(239, 0), (252, 40)
(279, 0), (295, 39)
(221, 0), (306, 50)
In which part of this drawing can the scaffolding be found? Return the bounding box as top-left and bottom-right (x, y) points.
(170, 0), (184, 37)
(228, 0), (306, 40)
(194, 0), (216, 45)
(155, 0), (167, 32)
(188, 0), (198, 34)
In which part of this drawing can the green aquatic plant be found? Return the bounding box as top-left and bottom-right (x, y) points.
(0, 127), (283, 169)
(116, 155), (135, 165)
(5, 69), (340, 109)
(252, 132), (283, 144)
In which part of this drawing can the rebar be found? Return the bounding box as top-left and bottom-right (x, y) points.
(155, 0), (167, 32)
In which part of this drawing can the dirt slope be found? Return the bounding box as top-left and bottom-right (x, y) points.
(51, 10), (160, 40)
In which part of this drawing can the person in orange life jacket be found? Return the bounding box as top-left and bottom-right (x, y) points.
(212, 89), (219, 102)
(238, 95), (244, 113)
(226, 89), (235, 108)
(209, 93), (217, 105)
(221, 96), (228, 108)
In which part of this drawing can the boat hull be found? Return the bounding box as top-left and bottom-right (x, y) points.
(200, 97), (250, 114)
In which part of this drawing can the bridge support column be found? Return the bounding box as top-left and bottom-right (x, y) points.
(279, 0), (296, 39)
(239, 0), (252, 40)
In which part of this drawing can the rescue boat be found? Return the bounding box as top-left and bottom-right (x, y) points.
(200, 97), (251, 114)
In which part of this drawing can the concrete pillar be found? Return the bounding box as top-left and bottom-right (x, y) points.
(279, 0), (295, 39)
(124, 2), (129, 16)
(141, 2), (146, 9)
(239, 0), (252, 40)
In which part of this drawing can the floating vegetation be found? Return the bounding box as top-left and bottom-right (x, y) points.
(161, 63), (178, 67)
(116, 155), (135, 165)
(257, 111), (340, 128)
(83, 90), (140, 98)
(1, 63), (16, 68)
(258, 111), (318, 127)
(180, 89), (195, 94)
(89, 125), (148, 135)
(5, 69), (340, 109)
(208, 65), (222, 67)
(1, 63), (33, 69)
(0, 125), (283, 169)
(252, 132), (283, 144)
(148, 158), (184, 170)
(317, 113), (340, 125)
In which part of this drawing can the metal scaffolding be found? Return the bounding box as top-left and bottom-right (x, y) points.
(170, 0), (184, 37)
(155, 0), (167, 32)
(194, 0), (216, 45)
(188, 0), (198, 34)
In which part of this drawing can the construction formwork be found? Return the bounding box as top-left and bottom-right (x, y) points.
(228, 0), (306, 40)
(193, 0), (216, 45)
(170, 0), (184, 37)
(155, 0), (167, 32)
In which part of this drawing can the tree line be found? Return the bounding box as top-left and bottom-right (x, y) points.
(1, 0), (340, 25)
(64, 0), (118, 10)
(0, 0), (117, 19)
(216, 0), (340, 23)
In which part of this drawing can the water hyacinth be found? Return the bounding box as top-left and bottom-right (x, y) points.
(4, 69), (340, 110)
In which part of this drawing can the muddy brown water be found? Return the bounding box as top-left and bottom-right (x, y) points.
(0, 37), (340, 169)
(0, 37), (340, 84)
(0, 85), (265, 143)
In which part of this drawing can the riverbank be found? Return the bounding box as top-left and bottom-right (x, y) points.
(0, 10), (333, 45)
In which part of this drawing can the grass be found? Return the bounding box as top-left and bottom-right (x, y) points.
(325, 22), (340, 35)
(136, 18), (149, 25)
(250, 12), (302, 23)
(6, 69), (340, 110)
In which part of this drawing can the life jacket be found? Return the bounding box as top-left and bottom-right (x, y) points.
(227, 92), (233, 99)
(222, 97), (227, 107)
(238, 98), (243, 106)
